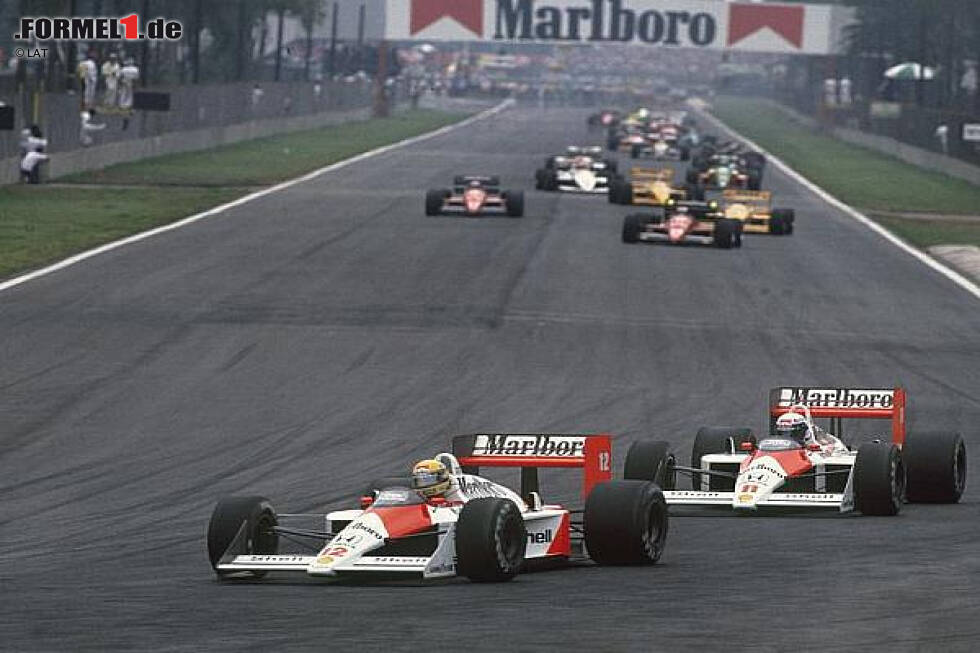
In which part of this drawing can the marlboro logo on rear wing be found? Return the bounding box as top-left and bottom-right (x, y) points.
(768, 387), (906, 446)
(452, 434), (612, 499)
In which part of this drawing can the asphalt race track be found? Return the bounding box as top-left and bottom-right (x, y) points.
(2, 106), (979, 652)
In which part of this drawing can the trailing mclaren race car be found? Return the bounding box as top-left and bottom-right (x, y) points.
(621, 198), (743, 249)
(207, 434), (669, 583)
(535, 146), (619, 194)
(626, 387), (967, 516)
(426, 176), (523, 217)
(719, 190), (795, 235)
(609, 166), (703, 206)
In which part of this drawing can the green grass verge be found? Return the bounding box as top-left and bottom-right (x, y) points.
(1, 109), (472, 280)
(711, 96), (980, 217)
(871, 215), (980, 249)
(0, 186), (241, 279)
(67, 110), (467, 187)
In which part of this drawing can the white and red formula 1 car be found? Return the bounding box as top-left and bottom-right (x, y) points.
(425, 175), (524, 217)
(621, 387), (967, 516)
(207, 434), (669, 583)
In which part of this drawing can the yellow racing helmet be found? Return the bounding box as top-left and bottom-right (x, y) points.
(411, 459), (451, 497)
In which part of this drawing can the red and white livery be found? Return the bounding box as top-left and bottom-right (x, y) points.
(207, 433), (669, 583)
(622, 387), (967, 516)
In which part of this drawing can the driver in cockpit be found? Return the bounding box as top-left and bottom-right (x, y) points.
(774, 411), (847, 454)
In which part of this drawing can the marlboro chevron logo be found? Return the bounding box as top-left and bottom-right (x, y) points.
(391, 0), (847, 55)
(727, 3), (803, 49)
(776, 388), (895, 409)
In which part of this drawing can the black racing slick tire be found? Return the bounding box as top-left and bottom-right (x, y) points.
(425, 189), (446, 216)
(622, 214), (644, 243)
(904, 431), (967, 503)
(854, 442), (905, 516)
(504, 190), (524, 217)
(585, 480), (668, 566)
(684, 182), (705, 201)
(713, 218), (741, 249)
(624, 440), (676, 490)
(207, 496), (279, 578)
(456, 498), (526, 582)
(535, 168), (547, 190)
(770, 208), (795, 235)
(691, 427), (756, 491)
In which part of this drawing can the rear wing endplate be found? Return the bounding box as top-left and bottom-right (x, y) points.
(768, 387), (906, 446)
(452, 433), (612, 499)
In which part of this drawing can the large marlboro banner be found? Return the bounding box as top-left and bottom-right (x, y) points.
(385, 0), (852, 55)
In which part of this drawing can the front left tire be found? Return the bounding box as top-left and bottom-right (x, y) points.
(455, 498), (526, 582)
(207, 496), (279, 578)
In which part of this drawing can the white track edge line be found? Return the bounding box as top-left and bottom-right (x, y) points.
(696, 104), (980, 302)
(0, 99), (514, 294)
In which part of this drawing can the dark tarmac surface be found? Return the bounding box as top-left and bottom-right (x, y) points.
(2, 106), (979, 651)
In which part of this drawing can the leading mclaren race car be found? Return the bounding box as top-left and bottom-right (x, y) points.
(425, 176), (524, 217)
(207, 434), (669, 583)
(623, 387), (967, 516)
(535, 146), (619, 194)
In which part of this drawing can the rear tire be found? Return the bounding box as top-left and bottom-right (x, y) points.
(425, 189), (447, 216)
(691, 427), (755, 490)
(207, 496), (279, 578)
(770, 208), (794, 235)
(456, 498), (526, 582)
(609, 178), (632, 205)
(585, 481), (668, 565)
(504, 190), (524, 217)
(904, 431), (967, 503)
(684, 182), (705, 201)
(534, 168), (548, 190)
(854, 442), (904, 516)
(624, 440), (675, 489)
(622, 214), (644, 243)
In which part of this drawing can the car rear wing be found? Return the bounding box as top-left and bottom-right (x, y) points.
(631, 167), (674, 182)
(723, 190), (771, 206)
(768, 387), (907, 446)
(454, 175), (500, 187)
(452, 433), (612, 499)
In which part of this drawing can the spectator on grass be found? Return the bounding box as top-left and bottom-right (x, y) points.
(118, 57), (139, 112)
(19, 125), (48, 184)
(251, 83), (264, 109)
(101, 52), (121, 109)
(935, 124), (949, 155)
(77, 51), (98, 110)
(80, 109), (106, 147)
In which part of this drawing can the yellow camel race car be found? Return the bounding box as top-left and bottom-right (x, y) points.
(719, 190), (795, 235)
(609, 167), (703, 206)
